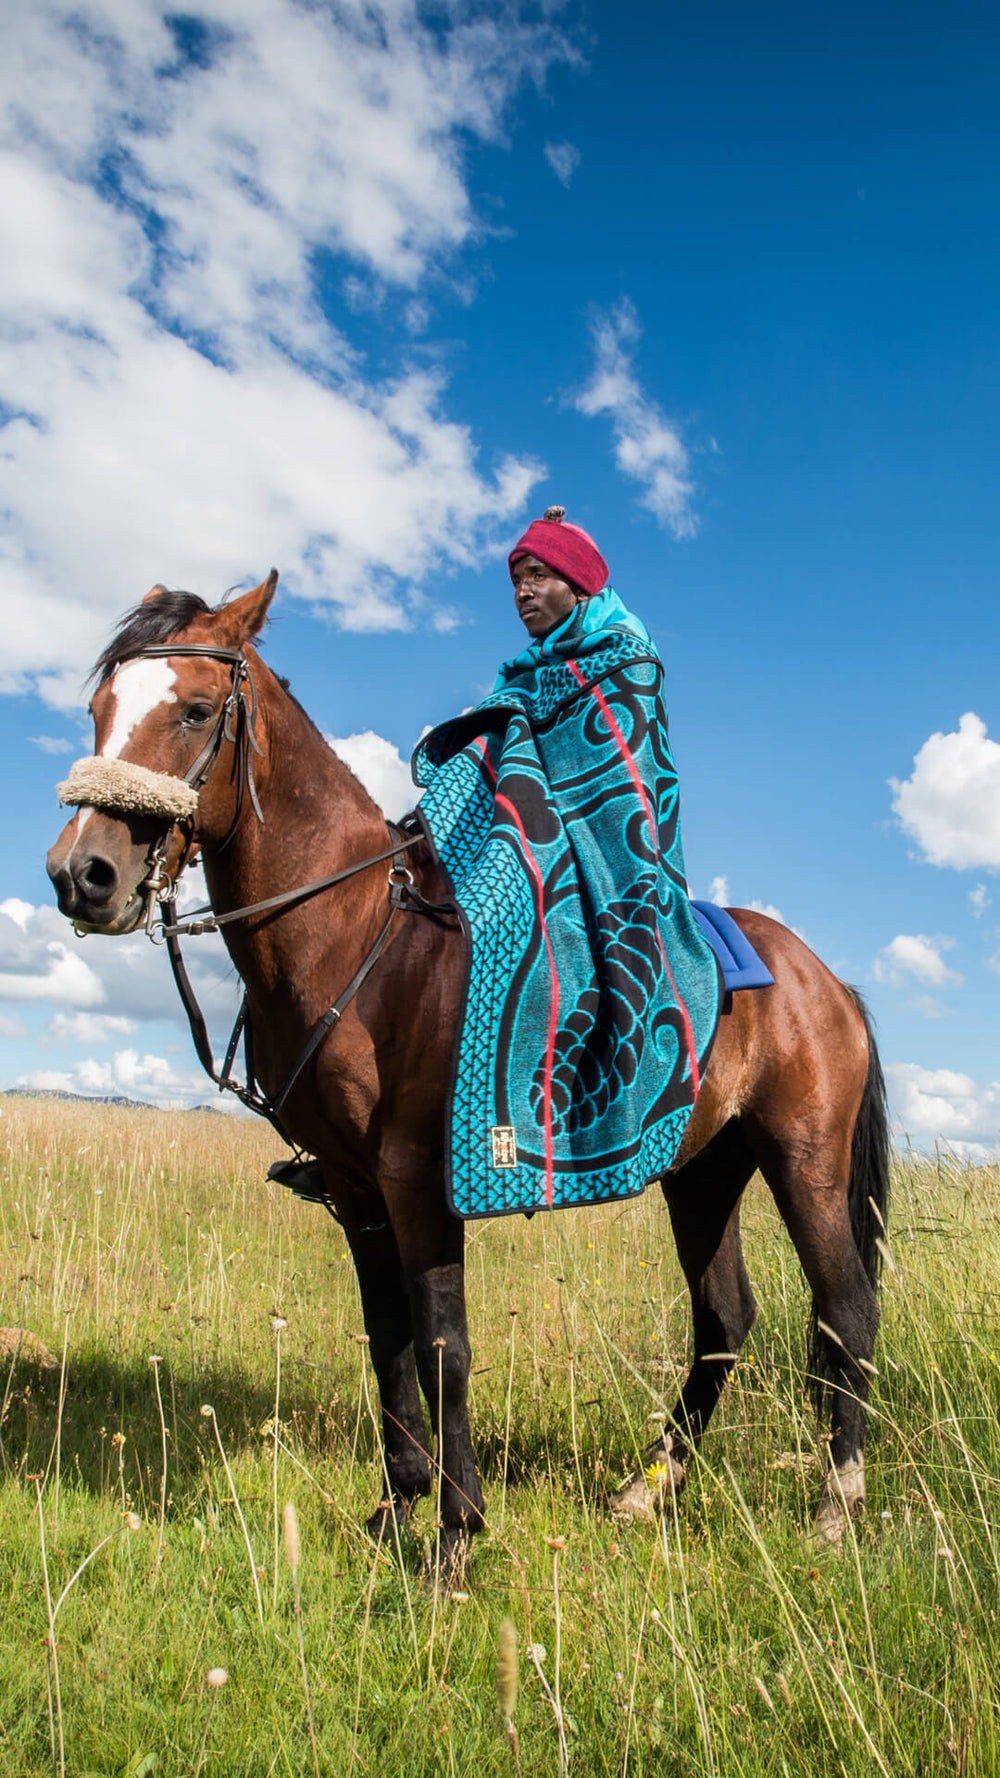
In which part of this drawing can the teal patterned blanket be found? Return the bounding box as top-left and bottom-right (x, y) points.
(412, 589), (721, 1219)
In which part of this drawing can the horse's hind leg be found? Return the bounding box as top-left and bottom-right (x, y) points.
(347, 1226), (433, 1541)
(750, 1119), (880, 1542)
(611, 1119), (758, 1519)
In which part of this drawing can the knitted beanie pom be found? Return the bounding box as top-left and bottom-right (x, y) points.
(508, 507), (608, 597)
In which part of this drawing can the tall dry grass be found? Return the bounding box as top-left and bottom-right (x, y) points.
(1, 1093), (999, 1775)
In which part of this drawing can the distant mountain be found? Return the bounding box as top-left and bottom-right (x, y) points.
(1, 1088), (158, 1110)
(1, 1087), (236, 1115)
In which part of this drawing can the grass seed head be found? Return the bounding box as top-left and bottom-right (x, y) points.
(497, 1617), (518, 1722)
(754, 1675), (775, 1712)
(283, 1501), (301, 1570)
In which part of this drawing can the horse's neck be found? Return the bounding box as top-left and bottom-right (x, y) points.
(201, 654), (389, 977)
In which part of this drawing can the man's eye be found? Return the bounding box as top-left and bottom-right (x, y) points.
(184, 703), (215, 726)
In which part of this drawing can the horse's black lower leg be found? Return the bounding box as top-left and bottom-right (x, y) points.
(348, 1229), (432, 1539)
(750, 1121), (880, 1537)
(409, 1263), (485, 1570)
(611, 1120), (757, 1517)
(664, 1121), (759, 1463)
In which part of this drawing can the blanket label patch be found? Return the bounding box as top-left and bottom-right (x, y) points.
(490, 1127), (518, 1168)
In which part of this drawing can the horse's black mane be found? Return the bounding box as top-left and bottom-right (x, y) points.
(92, 589), (213, 687)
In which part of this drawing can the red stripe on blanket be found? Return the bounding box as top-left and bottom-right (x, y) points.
(494, 791), (558, 1205)
(473, 734), (498, 786)
(567, 660), (700, 1099)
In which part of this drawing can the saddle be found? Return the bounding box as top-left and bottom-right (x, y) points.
(689, 901), (775, 992)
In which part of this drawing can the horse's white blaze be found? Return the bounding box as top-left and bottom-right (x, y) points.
(102, 660), (177, 760)
(65, 806), (94, 860)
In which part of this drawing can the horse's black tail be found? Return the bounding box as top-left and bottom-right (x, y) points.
(843, 986), (891, 1291)
(808, 986), (891, 1397)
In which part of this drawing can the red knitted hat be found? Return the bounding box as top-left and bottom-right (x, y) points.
(508, 506), (609, 597)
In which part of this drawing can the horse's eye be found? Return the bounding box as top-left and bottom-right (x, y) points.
(184, 702), (215, 727)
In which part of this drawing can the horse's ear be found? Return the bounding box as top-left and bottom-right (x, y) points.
(142, 584), (169, 603)
(213, 570), (280, 649)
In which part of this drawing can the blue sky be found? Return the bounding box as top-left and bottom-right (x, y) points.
(3, 0), (1000, 1148)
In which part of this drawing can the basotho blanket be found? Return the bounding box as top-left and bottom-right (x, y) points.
(412, 588), (721, 1220)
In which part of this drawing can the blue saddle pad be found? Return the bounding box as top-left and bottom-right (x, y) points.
(690, 902), (775, 991)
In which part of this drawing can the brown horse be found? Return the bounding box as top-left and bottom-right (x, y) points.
(46, 574), (889, 1566)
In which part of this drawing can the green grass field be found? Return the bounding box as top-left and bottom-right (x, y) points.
(1, 1093), (998, 1777)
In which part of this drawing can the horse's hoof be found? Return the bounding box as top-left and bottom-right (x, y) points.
(811, 1498), (848, 1546)
(610, 1476), (657, 1522)
(811, 1490), (865, 1547)
(365, 1499), (409, 1544)
(812, 1457), (866, 1546)
(421, 1528), (471, 1593)
(610, 1445), (687, 1521)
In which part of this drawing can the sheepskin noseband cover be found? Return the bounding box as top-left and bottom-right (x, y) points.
(57, 756), (200, 821)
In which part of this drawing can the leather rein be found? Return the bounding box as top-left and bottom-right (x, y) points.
(118, 640), (450, 1140)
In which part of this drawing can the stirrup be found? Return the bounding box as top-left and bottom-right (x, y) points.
(267, 1154), (329, 1203)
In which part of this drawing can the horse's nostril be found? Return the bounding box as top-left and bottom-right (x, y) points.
(77, 854), (119, 898)
(47, 858), (74, 913)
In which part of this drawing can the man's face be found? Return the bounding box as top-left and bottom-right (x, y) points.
(511, 554), (581, 639)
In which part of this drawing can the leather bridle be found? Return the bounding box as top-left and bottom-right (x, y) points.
(117, 641), (264, 937)
(138, 642), (266, 839)
(87, 640), (451, 1142)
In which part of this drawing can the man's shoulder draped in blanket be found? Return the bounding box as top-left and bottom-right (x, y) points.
(413, 586), (722, 1219)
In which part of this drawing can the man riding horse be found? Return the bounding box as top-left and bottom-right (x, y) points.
(413, 504), (720, 1220)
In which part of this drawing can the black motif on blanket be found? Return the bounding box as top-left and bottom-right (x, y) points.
(414, 626), (721, 1218)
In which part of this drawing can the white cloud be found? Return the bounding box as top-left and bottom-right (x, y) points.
(15, 1048), (220, 1109)
(747, 898), (786, 925)
(872, 933), (962, 989)
(326, 730), (420, 820)
(46, 1012), (137, 1046)
(970, 883), (991, 916)
(1, 900), (34, 932)
(0, 896), (240, 1034)
(904, 995), (947, 1020)
(887, 1061), (1000, 1151)
(890, 713), (1000, 870)
(544, 141), (581, 187)
(29, 735), (75, 756)
(575, 300), (696, 537)
(0, 1), (573, 703)
(0, 902), (105, 1007)
(699, 879), (800, 931)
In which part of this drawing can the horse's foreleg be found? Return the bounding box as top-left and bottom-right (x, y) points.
(751, 1121), (880, 1542)
(611, 1120), (758, 1520)
(409, 1263), (485, 1573)
(347, 1226), (433, 1540)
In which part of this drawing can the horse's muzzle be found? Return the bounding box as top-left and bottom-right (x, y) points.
(46, 843), (144, 935)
